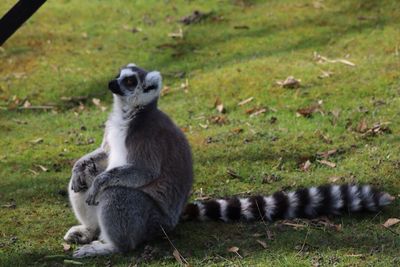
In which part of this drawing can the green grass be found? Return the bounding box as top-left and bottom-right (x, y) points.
(1, 0), (400, 266)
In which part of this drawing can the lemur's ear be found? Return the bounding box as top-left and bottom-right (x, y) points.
(144, 71), (162, 92)
(126, 63), (136, 67)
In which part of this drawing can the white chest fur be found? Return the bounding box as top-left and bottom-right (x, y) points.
(105, 115), (129, 170)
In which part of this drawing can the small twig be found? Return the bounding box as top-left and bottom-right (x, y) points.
(297, 227), (310, 255)
(226, 168), (243, 179)
(382, 225), (400, 236)
(18, 105), (55, 110)
(63, 259), (83, 265)
(159, 225), (189, 266)
(0, 105), (55, 110)
(368, 210), (382, 223)
(214, 253), (234, 264)
(255, 200), (274, 240)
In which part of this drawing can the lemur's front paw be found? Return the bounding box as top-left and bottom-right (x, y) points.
(86, 186), (100, 206)
(71, 171), (88, 193)
(70, 159), (96, 192)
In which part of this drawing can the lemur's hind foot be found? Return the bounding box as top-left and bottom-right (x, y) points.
(73, 241), (118, 258)
(64, 225), (98, 244)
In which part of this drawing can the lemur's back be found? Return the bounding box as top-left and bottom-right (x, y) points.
(126, 108), (193, 223)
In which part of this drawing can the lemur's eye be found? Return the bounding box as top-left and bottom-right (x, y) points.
(123, 76), (138, 87)
(143, 84), (157, 93)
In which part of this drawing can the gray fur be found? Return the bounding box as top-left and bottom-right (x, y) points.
(65, 64), (193, 257)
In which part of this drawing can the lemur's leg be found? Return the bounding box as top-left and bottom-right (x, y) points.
(85, 164), (158, 206)
(73, 187), (167, 258)
(64, 147), (108, 244)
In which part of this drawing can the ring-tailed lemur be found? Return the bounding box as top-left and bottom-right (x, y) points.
(64, 64), (394, 258)
(64, 63), (193, 258)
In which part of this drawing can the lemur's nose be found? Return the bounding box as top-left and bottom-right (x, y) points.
(108, 80), (122, 95)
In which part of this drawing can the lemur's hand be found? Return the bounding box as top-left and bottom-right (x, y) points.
(71, 159), (96, 192)
(85, 173), (108, 206)
(85, 185), (99, 206)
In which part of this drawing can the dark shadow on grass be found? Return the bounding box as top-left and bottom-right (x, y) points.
(152, 1), (394, 73)
(3, 212), (399, 266)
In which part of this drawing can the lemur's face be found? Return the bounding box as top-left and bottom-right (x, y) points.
(108, 63), (162, 106)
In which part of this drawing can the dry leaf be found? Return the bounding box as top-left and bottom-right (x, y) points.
(199, 123), (208, 129)
(210, 115), (227, 125)
(318, 70), (333, 79)
(36, 164), (49, 172)
(181, 79), (189, 93)
(317, 159), (336, 168)
(122, 25), (142, 33)
(356, 118), (368, 133)
(168, 27), (184, 38)
(330, 109), (340, 125)
(92, 98), (107, 112)
(214, 97), (225, 113)
(180, 126), (190, 133)
(238, 97), (254, 106)
(63, 243), (71, 252)
(382, 218), (400, 228)
(277, 76), (301, 88)
(316, 149), (338, 159)
(179, 10), (211, 25)
(78, 102), (85, 111)
(345, 254), (364, 258)
(313, 217), (342, 231)
(361, 122), (391, 137)
(227, 246), (242, 258)
(314, 52), (356, 67)
(23, 100), (31, 108)
(296, 104), (321, 117)
(1, 200), (16, 209)
(281, 221), (307, 229)
(131, 27), (142, 33)
(256, 240), (268, 249)
(301, 160), (312, 172)
(336, 59), (356, 66)
(328, 176), (343, 183)
(161, 86), (171, 96)
(313, 0), (325, 9)
(228, 246), (239, 253)
(249, 108), (267, 117)
(261, 174), (281, 184)
(231, 128), (244, 134)
(12, 119), (28, 125)
(30, 138), (43, 144)
(246, 107), (267, 117)
(60, 96), (88, 103)
(92, 98), (101, 106)
(245, 107), (257, 114)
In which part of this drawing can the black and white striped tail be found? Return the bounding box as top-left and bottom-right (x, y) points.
(182, 184), (394, 222)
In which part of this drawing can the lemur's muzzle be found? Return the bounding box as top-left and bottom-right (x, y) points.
(108, 80), (123, 95)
